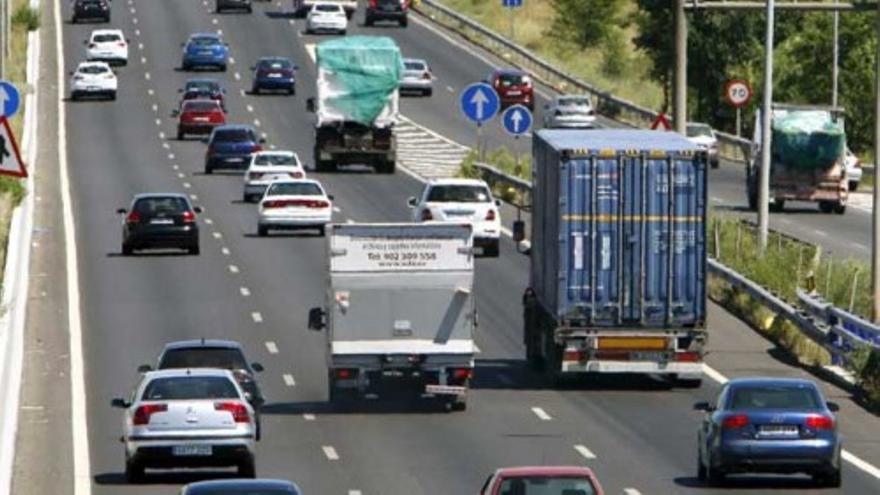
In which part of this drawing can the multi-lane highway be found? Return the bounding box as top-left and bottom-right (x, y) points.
(10, 0), (880, 494)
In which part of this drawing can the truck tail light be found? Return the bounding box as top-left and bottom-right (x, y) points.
(132, 404), (167, 425)
(673, 351), (701, 362)
(215, 402), (250, 423)
(420, 209), (433, 221)
(722, 414), (750, 430)
(452, 368), (472, 380)
(805, 414), (834, 430)
(335, 368), (358, 379)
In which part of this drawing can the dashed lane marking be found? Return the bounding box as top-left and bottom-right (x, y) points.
(147, 88), (154, 96)
(203, 218), (213, 224)
(234, 72), (241, 81)
(531, 407), (552, 421)
(265, 341), (279, 354)
(246, 104), (254, 112)
(303, 413), (316, 421)
(253, 119), (261, 127)
(189, 194), (198, 201)
(240, 287), (251, 297)
(283, 374), (296, 387)
(144, 71), (150, 81)
(228, 265), (239, 274)
(182, 182), (191, 189)
(574, 444), (596, 459)
(212, 231), (222, 239)
(221, 247), (230, 256)
(623, 489), (641, 495)
(251, 312), (263, 323)
(177, 172), (185, 179)
(322, 446), (339, 461)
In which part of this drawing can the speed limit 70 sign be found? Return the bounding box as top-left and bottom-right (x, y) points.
(725, 80), (752, 108)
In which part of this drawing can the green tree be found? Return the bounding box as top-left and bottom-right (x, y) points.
(549, 0), (626, 48)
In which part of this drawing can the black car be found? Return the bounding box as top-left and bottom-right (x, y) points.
(181, 479), (301, 495)
(117, 194), (202, 255)
(72, 0), (110, 23)
(216, 0), (252, 13)
(364, 0), (408, 27)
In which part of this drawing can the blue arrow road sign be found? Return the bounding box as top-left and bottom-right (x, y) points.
(502, 0), (523, 7)
(502, 104), (532, 136)
(0, 82), (20, 119)
(460, 83), (500, 124)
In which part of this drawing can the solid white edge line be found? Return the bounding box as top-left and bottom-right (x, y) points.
(531, 406), (552, 421)
(322, 445), (339, 460)
(622, 489), (641, 495)
(573, 444), (596, 460)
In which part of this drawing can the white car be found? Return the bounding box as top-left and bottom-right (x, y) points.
(257, 179), (333, 236)
(305, 3), (348, 34)
(70, 61), (117, 101)
(110, 368), (257, 483)
(408, 178), (501, 257)
(400, 58), (433, 96)
(543, 95), (596, 129)
(243, 151), (306, 202)
(85, 29), (128, 66)
(686, 122), (720, 168)
(845, 146), (862, 191)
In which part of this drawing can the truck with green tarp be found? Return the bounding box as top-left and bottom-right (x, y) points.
(307, 36), (401, 174)
(747, 104), (848, 214)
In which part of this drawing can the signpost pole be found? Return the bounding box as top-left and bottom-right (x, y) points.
(674, 0), (687, 134)
(736, 107), (741, 137)
(757, 0), (776, 252)
(872, 0), (880, 322)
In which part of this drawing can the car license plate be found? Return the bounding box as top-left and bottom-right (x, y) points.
(193, 117), (210, 122)
(507, 90), (522, 96)
(425, 384), (467, 396)
(150, 218), (174, 225)
(87, 86), (101, 91)
(268, 73), (282, 78)
(760, 425), (798, 436)
(172, 445), (212, 457)
(226, 157), (244, 163)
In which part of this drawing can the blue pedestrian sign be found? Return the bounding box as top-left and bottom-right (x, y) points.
(502, 0), (523, 7)
(502, 104), (532, 137)
(0, 82), (20, 119)
(460, 83), (500, 125)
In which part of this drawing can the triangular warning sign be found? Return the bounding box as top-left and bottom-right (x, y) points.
(0, 117), (26, 178)
(650, 113), (672, 131)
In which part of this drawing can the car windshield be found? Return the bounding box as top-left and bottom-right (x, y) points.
(214, 129), (253, 142)
(142, 376), (239, 401)
(315, 4), (341, 12)
(404, 61), (426, 71)
(498, 73), (527, 86)
(79, 65), (109, 75)
(427, 185), (491, 203)
(729, 385), (822, 410)
(267, 182), (323, 196)
(93, 33), (121, 43)
(190, 37), (220, 47)
(687, 124), (714, 138)
(133, 197), (189, 216)
(253, 154), (298, 166)
(497, 476), (597, 495)
(159, 348), (249, 371)
(184, 101), (220, 112)
(260, 59), (291, 70)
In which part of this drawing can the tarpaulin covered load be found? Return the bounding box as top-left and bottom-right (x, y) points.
(771, 109), (845, 171)
(316, 36), (401, 126)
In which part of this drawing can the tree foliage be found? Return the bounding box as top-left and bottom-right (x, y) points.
(549, 0), (627, 49)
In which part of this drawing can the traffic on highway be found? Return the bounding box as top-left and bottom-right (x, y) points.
(5, 0), (880, 494)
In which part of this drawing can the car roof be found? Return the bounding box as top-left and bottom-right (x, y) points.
(143, 368), (233, 379)
(495, 466), (597, 478)
(428, 178), (490, 188)
(189, 33), (221, 40)
(255, 150), (296, 156)
(162, 339), (244, 352)
(132, 192), (190, 201)
(493, 68), (526, 76)
(90, 29), (123, 36)
(403, 58), (426, 64)
(184, 479), (300, 493)
(259, 56), (291, 62)
(727, 377), (819, 388)
(269, 178), (322, 186)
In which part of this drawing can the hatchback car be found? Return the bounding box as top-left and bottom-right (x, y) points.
(179, 479), (302, 495)
(409, 178), (501, 257)
(243, 151), (305, 202)
(305, 3), (348, 34)
(111, 369), (257, 482)
(364, 0), (408, 27)
(400, 58), (432, 96)
(543, 95), (596, 129)
(175, 99), (226, 140)
(70, 61), (117, 101)
(181, 33), (229, 71)
(216, 0), (252, 13)
(480, 466), (604, 495)
(181, 78), (226, 103)
(117, 194), (202, 255)
(686, 122), (720, 169)
(72, 0), (110, 23)
(251, 57), (297, 95)
(204, 125), (265, 173)
(487, 68), (534, 111)
(694, 377), (841, 487)
(257, 179), (333, 236)
(85, 29), (128, 66)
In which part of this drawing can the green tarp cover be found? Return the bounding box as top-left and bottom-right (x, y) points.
(771, 110), (845, 170)
(316, 36), (401, 125)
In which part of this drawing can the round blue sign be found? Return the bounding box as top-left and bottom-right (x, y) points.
(501, 104), (532, 136)
(460, 83), (500, 124)
(0, 81), (20, 119)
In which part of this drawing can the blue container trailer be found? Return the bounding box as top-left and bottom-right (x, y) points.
(521, 130), (707, 386)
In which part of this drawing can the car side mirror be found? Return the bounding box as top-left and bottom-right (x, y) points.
(193, 206), (203, 214)
(201, 137), (210, 144)
(110, 398), (130, 409)
(407, 197), (418, 208)
(243, 391), (254, 402)
(126, 38), (131, 43)
(170, 109), (180, 118)
(294, 64), (299, 70)
(258, 137), (267, 144)
(249, 66), (256, 71)
(308, 307), (326, 331)
(495, 199), (501, 207)
(251, 362), (264, 373)
(512, 220), (526, 243)
(116, 208), (127, 215)
(693, 401), (713, 412)
(68, 71), (74, 76)
(827, 401), (840, 412)
(306, 97), (315, 113)
(327, 194), (335, 201)
(137, 364), (152, 373)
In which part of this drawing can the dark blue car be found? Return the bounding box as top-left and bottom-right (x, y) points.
(181, 33), (228, 71)
(180, 479), (301, 494)
(694, 377), (841, 487)
(251, 57), (297, 95)
(204, 125), (264, 174)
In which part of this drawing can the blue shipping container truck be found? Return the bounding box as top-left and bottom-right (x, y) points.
(520, 130), (707, 386)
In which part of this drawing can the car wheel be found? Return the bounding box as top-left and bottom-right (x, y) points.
(108, 91), (117, 101)
(177, 129), (185, 140)
(288, 85), (296, 96)
(697, 452), (707, 482)
(364, 16), (373, 27)
(814, 469), (842, 488)
(204, 165), (213, 174)
(711, 159), (720, 169)
(341, 29), (347, 35)
(124, 457), (145, 484)
(399, 16), (408, 27)
(818, 201), (835, 214)
(247, 6), (253, 13)
(218, 64), (227, 72)
(251, 84), (260, 95)
(317, 225), (326, 237)
(834, 202), (847, 214)
(258, 225), (269, 237)
(705, 453), (725, 487)
(237, 458), (256, 478)
(70, 92), (79, 101)
(484, 239), (500, 258)
(424, 88), (433, 97)
(122, 243), (133, 256)
(769, 198), (785, 212)
(182, 62), (191, 71)
(849, 180), (859, 192)
(188, 244), (200, 255)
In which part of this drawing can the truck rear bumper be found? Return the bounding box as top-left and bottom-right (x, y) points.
(562, 360), (703, 374)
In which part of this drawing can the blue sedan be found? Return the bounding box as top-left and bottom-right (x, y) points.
(181, 33), (228, 71)
(694, 377), (842, 487)
(180, 479), (301, 494)
(251, 56), (297, 95)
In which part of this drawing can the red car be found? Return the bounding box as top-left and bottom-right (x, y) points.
(175, 99), (226, 140)
(480, 466), (604, 495)
(487, 68), (534, 111)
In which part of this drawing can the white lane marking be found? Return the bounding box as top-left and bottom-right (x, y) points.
(212, 231), (222, 239)
(573, 444), (596, 459)
(229, 57), (236, 65)
(134, 29), (140, 36)
(322, 446), (339, 460)
(303, 413), (316, 421)
(348, 491), (362, 495)
(345, 219), (355, 224)
(253, 119), (261, 128)
(531, 407), (552, 421)
(177, 172), (185, 179)
(854, 242), (868, 251)
(137, 42), (144, 50)
(203, 218), (213, 225)
(132, 17), (138, 24)
(332, 206), (341, 213)
(189, 194), (198, 201)
(162, 143), (170, 149)
(168, 153), (175, 160)
(212, 18), (219, 24)
(182, 182), (191, 189)
(129, 7), (136, 14)
(289, 19), (295, 26)
(260, 132), (268, 140)
(265, 341), (279, 354)
(239, 88), (246, 97)
(813, 229), (829, 237)
(251, 312), (263, 323)
(246, 104), (254, 112)
(240, 287), (251, 297)
(710, 195), (724, 203)
(141, 56), (147, 65)
(446, 85), (454, 93)
(228, 265), (240, 274)
(221, 247), (231, 256)
(154, 118), (161, 126)
(623, 489), (641, 495)
(144, 72), (150, 80)
(234, 72), (241, 81)
(217, 29), (223, 36)
(158, 131), (165, 139)
(703, 364), (880, 479)
(283, 374), (296, 387)
(172, 164), (180, 171)
(147, 88), (154, 96)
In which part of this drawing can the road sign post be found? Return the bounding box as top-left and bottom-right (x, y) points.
(725, 79), (752, 137)
(0, 117), (27, 178)
(502, 0), (523, 40)
(0, 81), (20, 119)
(502, 104), (532, 174)
(460, 82), (500, 161)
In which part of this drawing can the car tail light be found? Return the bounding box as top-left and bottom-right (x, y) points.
(722, 414), (750, 430)
(420, 209), (433, 221)
(207, 145), (215, 156)
(369, 0), (377, 6)
(299, 199), (329, 208)
(262, 200), (282, 208)
(132, 404), (167, 425)
(336, 368), (358, 379)
(215, 402), (250, 423)
(117, 42), (126, 47)
(855, 159), (862, 168)
(673, 351), (701, 362)
(252, 144), (263, 153)
(805, 414), (835, 430)
(182, 210), (196, 223)
(249, 172), (264, 180)
(126, 211), (141, 224)
(290, 171), (304, 179)
(485, 209), (496, 221)
(422, 71), (431, 80)
(210, 112), (225, 124)
(88, 43), (96, 49)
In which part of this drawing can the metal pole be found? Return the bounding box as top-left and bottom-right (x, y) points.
(758, 0), (775, 251)
(674, 0), (687, 134)
(0, 0), (6, 80)
(872, 0), (880, 321)
(736, 107), (742, 137)
(832, 6), (840, 107)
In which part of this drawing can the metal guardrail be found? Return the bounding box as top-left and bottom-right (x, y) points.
(414, 0), (753, 164)
(472, 161), (531, 208)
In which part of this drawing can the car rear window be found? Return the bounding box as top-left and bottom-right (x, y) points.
(79, 65), (109, 75)
(142, 376), (239, 401)
(253, 154), (298, 166)
(190, 37), (220, 46)
(267, 182), (323, 196)
(315, 4), (341, 12)
(404, 61), (426, 71)
(159, 348), (249, 371)
(184, 101), (220, 112)
(214, 129), (253, 142)
(498, 73), (528, 86)
(427, 185), (491, 203)
(729, 385), (822, 410)
(497, 476), (597, 495)
(93, 33), (121, 43)
(558, 97), (591, 107)
(133, 197), (189, 215)
(187, 80), (219, 92)
(261, 59), (292, 70)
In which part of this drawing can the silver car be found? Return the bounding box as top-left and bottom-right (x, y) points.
(111, 368), (257, 483)
(401, 58), (432, 96)
(543, 95), (596, 129)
